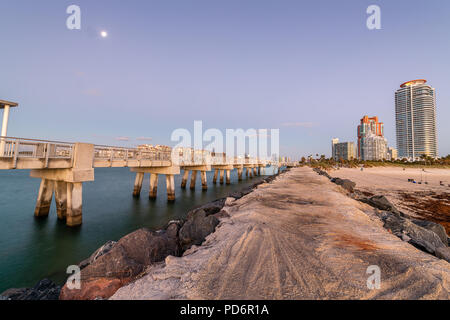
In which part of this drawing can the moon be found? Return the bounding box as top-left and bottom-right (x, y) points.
(100, 31), (108, 38)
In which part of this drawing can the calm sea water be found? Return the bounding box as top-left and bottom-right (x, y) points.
(0, 167), (276, 292)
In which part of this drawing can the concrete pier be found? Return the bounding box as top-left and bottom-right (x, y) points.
(190, 170), (197, 190)
(238, 168), (243, 181)
(226, 170), (231, 185)
(181, 170), (189, 189)
(201, 171), (207, 190)
(149, 174), (158, 199)
(133, 172), (144, 198)
(34, 179), (54, 217)
(166, 175), (175, 201)
(213, 169), (219, 184)
(55, 181), (68, 220)
(67, 182), (83, 227)
(219, 170), (224, 184)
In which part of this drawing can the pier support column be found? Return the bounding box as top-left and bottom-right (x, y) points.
(249, 167), (253, 178)
(246, 168), (249, 178)
(238, 168), (243, 181)
(34, 179), (54, 217)
(190, 170), (197, 190)
(149, 174), (158, 199)
(254, 167), (258, 176)
(181, 170), (189, 189)
(55, 181), (68, 220)
(258, 167), (261, 175)
(201, 171), (208, 190)
(166, 174), (175, 201)
(226, 170), (231, 184)
(219, 169), (224, 184)
(213, 169), (219, 184)
(67, 182), (82, 227)
(133, 172), (144, 198)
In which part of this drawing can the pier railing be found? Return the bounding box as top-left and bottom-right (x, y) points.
(0, 137), (74, 161)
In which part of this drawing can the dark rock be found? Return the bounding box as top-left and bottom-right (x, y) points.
(361, 195), (402, 215)
(435, 246), (450, 263)
(331, 178), (356, 192)
(179, 209), (220, 251)
(79, 240), (117, 270)
(383, 213), (446, 254)
(229, 191), (244, 199)
(166, 220), (182, 239)
(412, 220), (448, 246)
(195, 199), (225, 216)
(2, 279), (61, 300)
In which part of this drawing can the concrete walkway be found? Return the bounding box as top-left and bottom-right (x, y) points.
(112, 167), (450, 300)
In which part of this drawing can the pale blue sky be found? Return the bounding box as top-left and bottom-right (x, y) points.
(0, 0), (449, 157)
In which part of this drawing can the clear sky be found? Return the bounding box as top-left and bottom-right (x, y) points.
(1, 0), (449, 158)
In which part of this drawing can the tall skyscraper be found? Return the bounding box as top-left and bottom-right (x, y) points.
(357, 116), (388, 160)
(395, 79), (438, 159)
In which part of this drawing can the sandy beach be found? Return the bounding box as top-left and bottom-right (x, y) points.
(332, 167), (450, 233)
(111, 167), (450, 300)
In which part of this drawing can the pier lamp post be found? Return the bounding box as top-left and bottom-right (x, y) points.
(0, 99), (19, 156)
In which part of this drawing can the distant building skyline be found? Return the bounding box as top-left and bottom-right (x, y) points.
(332, 139), (356, 161)
(395, 79), (438, 159)
(357, 116), (388, 161)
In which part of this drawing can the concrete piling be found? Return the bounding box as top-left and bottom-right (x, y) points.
(55, 181), (68, 220)
(226, 170), (231, 184)
(181, 170), (189, 189)
(34, 179), (54, 217)
(149, 174), (158, 199)
(133, 172), (144, 198)
(66, 182), (83, 227)
(201, 171), (207, 190)
(190, 170), (197, 190)
(166, 174), (175, 201)
(213, 169), (219, 184)
(220, 170), (224, 184)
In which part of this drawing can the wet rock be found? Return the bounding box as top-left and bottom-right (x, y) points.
(179, 209), (220, 251)
(1, 279), (61, 300)
(79, 240), (117, 270)
(60, 277), (131, 301)
(412, 220), (448, 246)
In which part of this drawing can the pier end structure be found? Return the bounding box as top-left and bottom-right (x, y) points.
(0, 100), (19, 156)
(30, 143), (95, 227)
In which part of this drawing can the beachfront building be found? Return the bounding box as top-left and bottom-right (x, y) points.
(331, 138), (356, 161)
(395, 79), (438, 160)
(357, 116), (388, 161)
(388, 147), (398, 161)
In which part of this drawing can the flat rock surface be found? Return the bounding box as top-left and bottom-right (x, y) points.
(111, 167), (450, 300)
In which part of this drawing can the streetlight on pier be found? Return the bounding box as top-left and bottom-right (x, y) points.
(0, 99), (19, 156)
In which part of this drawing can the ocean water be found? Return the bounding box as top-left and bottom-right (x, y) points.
(0, 167), (276, 292)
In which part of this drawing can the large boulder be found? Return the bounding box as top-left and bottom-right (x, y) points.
(195, 199), (225, 216)
(1, 279), (60, 300)
(362, 195), (401, 215)
(435, 247), (450, 263)
(331, 178), (356, 193)
(383, 213), (446, 254)
(79, 240), (116, 270)
(179, 209), (220, 251)
(412, 220), (448, 246)
(61, 228), (180, 300)
(59, 277), (130, 301)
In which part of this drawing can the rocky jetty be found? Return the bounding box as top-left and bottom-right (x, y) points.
(0, 279), (60, 301)
(58, 171), (286, 300)
(314, 167), (450, 263)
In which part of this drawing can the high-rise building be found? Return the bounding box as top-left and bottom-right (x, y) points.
(357, 116), (388, 160)
(388, 147), (398, 161)
(331, 138), (356, 161)
(395, 79), (438, 160)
